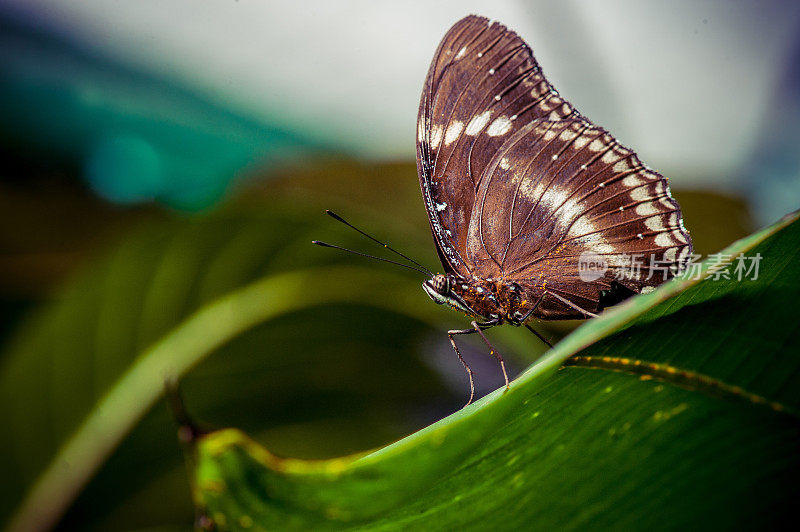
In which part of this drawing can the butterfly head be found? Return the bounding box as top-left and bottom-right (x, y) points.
(422, 274), (476, 316)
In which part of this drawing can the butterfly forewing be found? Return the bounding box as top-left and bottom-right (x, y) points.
(417, 15), (573, 275)
(417, 15), (692, 319)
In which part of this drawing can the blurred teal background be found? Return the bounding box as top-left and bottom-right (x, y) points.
(1, 2), (799, 531)
(1, 0), (799, 216)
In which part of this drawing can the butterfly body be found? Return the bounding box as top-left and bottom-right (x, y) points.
(423, 274), (531, 325)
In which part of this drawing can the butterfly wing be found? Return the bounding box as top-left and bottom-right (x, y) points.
(416, 15), (574, 275)
(468, 118), (692, 318)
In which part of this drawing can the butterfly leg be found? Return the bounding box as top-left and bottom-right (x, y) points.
(524, 325), (553, 348)
(521, 292), (553, 348)
(546, 290), (599, 319)
(447, 329), (476, 406)
(470, 321), (509, 391)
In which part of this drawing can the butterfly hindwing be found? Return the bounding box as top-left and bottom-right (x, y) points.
(468, 118), (691, 317)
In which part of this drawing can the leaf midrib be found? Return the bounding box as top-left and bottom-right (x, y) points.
(563, 355), (797, 416)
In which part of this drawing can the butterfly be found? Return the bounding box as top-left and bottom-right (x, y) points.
(414, 15), (692, 403)
(315, 15), (692, 406)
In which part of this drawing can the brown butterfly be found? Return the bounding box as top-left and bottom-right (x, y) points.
(317, 15), (691, 406)
(414, 15), (691, 403)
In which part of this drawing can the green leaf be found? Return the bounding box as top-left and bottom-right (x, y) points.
(187, 211), (800, 531)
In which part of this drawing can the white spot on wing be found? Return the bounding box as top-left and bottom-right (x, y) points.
(671, 230), (688, 244)
(430, 125), (443, 149)
(623, 174), (644, 187)
(655, 233), (674, 247)
(435, 202), (447, 212)
(499, 158), (510, 170)
(635, 202), (659, 216)
(487, 116), (512, 136)
(528, 185), (585, 234)
(614, 160), (632, 173)
(659, 197), (675, 209)
(641, 170), (659, 181)
(602, 150), (618, 164)
(593, 243), (615, 254)
(466, 111), (492, 136)
(455, 46), (466, 59)
(444, 121), (463, 146)
(520, 180), (545, 202)
(589, 138), (605, 152)
(630, 186), (650, 202)
(645, 215), (666, 231)
(573, 135), (590, 149)
(543, 186), (567, 209)
(569, 215), (596, 238)
(560, 129), (577, 141)
(668, 213), (678, 227)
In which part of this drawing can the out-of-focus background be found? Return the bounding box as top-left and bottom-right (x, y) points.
(3, 0), (800, 211)
(1, 1), (799, 530)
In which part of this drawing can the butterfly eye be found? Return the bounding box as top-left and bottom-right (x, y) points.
(432, 275), (449, 294)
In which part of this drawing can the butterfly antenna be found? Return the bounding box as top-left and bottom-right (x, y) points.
(324, 210), (434, 276)
(312, 240), (431, 276)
